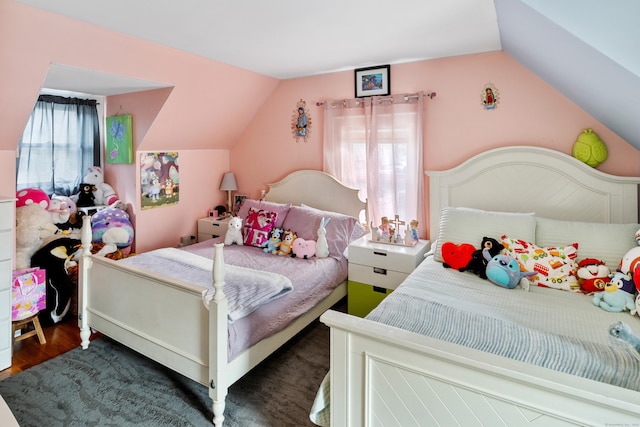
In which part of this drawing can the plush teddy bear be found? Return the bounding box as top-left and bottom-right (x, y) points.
(460, 236), (504, 279)
(76, 183), (97, 207)
(15, 203), (59, 270)
(83, 166), (120, 206)
(224, 216), (244, 246)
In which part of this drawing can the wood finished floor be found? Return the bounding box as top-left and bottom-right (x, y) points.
(0, 316), (96, 381)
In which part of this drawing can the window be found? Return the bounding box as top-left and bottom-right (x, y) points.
(323, 93), (426, 238)
(16, 94), (101, 196)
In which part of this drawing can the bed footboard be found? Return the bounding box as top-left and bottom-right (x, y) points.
(321, 310), (640, 426)
(78, 215), (229, 426)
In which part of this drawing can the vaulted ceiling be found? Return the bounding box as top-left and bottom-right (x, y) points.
(14, 0), (640, 150)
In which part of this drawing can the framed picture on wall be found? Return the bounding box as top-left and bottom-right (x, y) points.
(106, 114), (134, 164)
(233, 194), (248, 216)
(140, 152), (179, 210)
(354, 65), (390, 98)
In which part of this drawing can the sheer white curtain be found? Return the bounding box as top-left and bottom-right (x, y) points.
(323, 92), (426, 238)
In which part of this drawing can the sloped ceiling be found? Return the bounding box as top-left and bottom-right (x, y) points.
(496, 0), (640, 150)
(13, 0), (640, 150)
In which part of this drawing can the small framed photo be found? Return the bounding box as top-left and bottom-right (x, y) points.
(233, 194), (248, 215)
(354, 65), (390, 98)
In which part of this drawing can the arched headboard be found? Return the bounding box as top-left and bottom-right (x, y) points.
(265, 170), (366, 220)
(426, 146), (640, 241)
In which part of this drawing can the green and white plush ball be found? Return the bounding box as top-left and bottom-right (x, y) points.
(572, 129), (607, 168)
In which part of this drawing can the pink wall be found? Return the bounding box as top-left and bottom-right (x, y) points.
(3, 0), (639, 252)
(0, 0), (278, 252)
(232, 52), (640, 238)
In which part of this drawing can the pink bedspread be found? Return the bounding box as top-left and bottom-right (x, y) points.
(182, 239), (347, 360)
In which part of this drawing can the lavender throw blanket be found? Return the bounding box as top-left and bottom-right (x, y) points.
(120, 247), (293, 323)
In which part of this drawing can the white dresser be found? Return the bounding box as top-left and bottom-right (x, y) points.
(0, 198), (15, 370)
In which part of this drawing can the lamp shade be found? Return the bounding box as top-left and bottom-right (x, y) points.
(219, 172), (238, 191)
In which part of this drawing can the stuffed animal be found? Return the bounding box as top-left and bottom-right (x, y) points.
(609, 321), (640, 354)
(619, 230), (640, 291)
(441, 242), (475, 270)
(83, 166), (120, 206)
(461, 237), (504, 279)
(576, 258), (610, 293)
(48, 198), (74, 234)
(292, 237), (316, 259)
(76, 183), (96, 207)
(16, 188), (50, 209)
(51, 195), (79, 228)
(263, 227), (283, 254)
(315, 217), (330, 258)
(15, 203), (59, 270)
(277, 229), (297, 256)
(484, 248), (536, 290)
(91, 207), (134, 253)
(224, 216), (244, 246)
(593, 270), (636, 313)
(31, 238), (82, 325)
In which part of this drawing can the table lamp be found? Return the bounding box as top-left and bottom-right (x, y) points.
(219, 172), (238, 213)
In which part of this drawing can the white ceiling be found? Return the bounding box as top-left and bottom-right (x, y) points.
(15, 0), (502, 80)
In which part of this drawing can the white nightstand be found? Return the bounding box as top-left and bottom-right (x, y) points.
(198, 217), (231, 242)
(347, 236), (430, 317)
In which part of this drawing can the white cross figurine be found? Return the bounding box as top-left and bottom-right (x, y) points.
(390, 215), (405, 234)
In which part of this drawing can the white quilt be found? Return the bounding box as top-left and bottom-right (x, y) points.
(120, 248), (293, 322)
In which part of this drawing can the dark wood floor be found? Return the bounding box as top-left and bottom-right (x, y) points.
(0, 316), (92, 381)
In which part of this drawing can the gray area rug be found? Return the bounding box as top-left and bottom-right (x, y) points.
(0, 321), (331, 427)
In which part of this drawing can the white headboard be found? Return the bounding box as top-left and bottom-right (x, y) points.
(426, 146), (640, 240)
(265, 170), (366, 220)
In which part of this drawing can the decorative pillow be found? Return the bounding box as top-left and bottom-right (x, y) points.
(501, 235), (580, 291)
(536, 217), (640, 270)
(237, 199), (291, 228)
(441, 242), (475, 270)
(282, 205), (358, 260)
(433, 206), (536, 263)
(242, 208), (277, 247)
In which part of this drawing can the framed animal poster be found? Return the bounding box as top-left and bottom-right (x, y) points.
(140, 152), (179, 210)
(106, 114), (133, 164)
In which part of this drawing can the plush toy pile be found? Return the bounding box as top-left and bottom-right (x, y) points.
(223, 211), (332, 260)
(440, 228), (640, 318)
(14, 179), (131, 324)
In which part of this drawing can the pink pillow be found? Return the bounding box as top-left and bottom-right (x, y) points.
(237, 199), (291, 228)
(282, 205), (358, 260)
(243, 208), (277, 247)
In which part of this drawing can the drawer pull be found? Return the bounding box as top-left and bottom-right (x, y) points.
(373, 251), (387, 256)
(373, 267), (387, 275)
(211, 223), (220, 227)
(373, 286), (387, 294)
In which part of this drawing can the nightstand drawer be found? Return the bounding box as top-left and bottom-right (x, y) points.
(198, 217), (230, 242)
(348, 240), (429, 273)
(348, 263), (408, 290)
(348, 280), (392, 317)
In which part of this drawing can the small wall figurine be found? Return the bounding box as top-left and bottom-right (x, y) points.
(410, 219), (419, 241)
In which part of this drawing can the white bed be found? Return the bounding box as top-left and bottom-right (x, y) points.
(76, 169), (365, 427)
(318, 146), (640, 426)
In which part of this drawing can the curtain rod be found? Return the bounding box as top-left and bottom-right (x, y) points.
(316, 91), (436, 106)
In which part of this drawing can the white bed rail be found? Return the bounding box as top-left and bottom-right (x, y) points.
(321, 309), (640, 426)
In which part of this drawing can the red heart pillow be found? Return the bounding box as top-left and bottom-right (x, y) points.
(441, 242), (475, 270)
